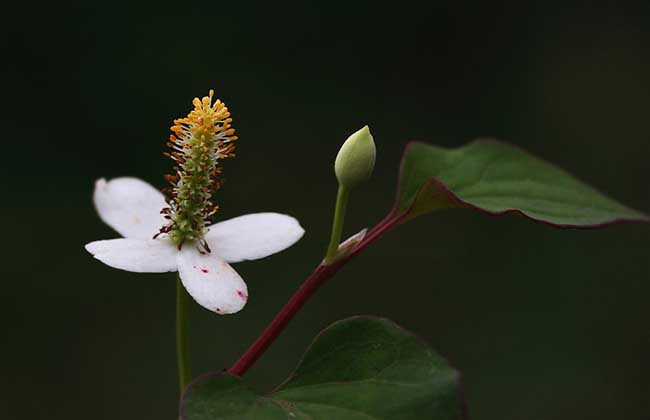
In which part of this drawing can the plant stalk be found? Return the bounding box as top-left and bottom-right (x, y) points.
(176, 276), (191, 394)
(227, 210), (404, 376)
(325, 184), (350, 262)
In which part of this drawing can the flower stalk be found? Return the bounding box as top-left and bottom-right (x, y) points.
(325, 185), (350, 262)
(176, 276), (191, 393)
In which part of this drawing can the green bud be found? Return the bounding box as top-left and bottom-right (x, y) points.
(334, 125), (376, 189)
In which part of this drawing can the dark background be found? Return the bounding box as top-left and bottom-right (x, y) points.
(2, 2), (649, 419)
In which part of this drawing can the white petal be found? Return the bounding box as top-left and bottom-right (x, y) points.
(85, 238), (178, 273)
(205, 213), (305, 263)
(93, 177), (167, 240)
(177, 246), (248, 314)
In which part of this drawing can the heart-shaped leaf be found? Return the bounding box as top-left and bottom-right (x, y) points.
(395, 139), (648, 227)
(181, 316), (465, 420)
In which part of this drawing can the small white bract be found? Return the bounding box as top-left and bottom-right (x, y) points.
(85, 177), (304, 314)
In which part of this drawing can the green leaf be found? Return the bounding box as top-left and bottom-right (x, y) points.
(395, 139), (648, 227)
(181, 316), (465, 420)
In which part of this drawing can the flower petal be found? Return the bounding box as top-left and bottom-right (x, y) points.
(205, 213), (305, 263)
(93, 177), (167, 239)
(177, 246), (249, 314)
(85, 238), (178, 273)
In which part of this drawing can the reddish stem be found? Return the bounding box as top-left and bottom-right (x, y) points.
(227, 210), (405, 376)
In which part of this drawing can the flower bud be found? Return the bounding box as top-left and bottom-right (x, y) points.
(334, 125), (376, 189)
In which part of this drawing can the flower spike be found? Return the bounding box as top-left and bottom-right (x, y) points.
(157, 90), (238, 249)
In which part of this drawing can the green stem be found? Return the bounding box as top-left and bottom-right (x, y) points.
(176, 276), (191, 394)
(325, 184), (350, 262)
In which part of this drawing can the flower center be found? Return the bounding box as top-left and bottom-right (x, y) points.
(156, 89), (237, 249)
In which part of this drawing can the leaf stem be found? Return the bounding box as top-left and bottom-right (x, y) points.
(325, 184), (350, 263)
(227, 210), (405, 377)
(176, 276), (191, 394)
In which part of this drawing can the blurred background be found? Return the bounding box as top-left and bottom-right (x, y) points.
(1, 2), (649, 419)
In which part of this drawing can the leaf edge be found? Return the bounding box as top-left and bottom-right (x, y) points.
(394, 138), (650, 229)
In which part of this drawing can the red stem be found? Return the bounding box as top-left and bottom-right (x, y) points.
(227, 210), (405, 376)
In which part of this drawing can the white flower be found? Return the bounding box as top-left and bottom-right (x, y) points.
(84, 177), (304, 314)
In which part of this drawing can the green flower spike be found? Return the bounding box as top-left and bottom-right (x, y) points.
(157, 89), (238, 250)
